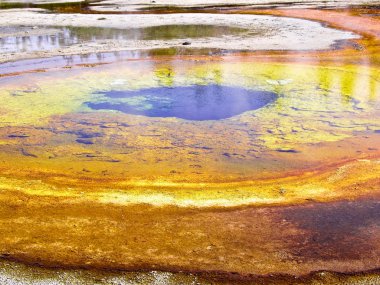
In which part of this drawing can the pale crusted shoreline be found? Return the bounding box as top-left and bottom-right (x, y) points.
(89, 0), (380, 12)
(2, 0), (380, 10)
(0, 10), (359, 63)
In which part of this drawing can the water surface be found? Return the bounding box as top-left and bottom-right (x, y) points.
(87, 85), (278, 120)
(0, 25), (248, 53)
(0, 4), (380, 284)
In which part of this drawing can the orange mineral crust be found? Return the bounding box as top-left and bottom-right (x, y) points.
(0, 55), (379, 279)
(1, 193), (380, 277)
(0, 5), (379, 284)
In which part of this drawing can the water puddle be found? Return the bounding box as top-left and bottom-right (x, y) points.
(0, 25), (248, 54)
(87, 85), (277, 120)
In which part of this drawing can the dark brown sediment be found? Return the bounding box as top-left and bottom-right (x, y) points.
(1, 191), (380, 275)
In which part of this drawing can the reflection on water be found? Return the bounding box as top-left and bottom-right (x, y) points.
(0, 58), (378, 184)
(87, 85), (278, 120)
(0, 48), (233, 76)
(0, 25), (248, 53)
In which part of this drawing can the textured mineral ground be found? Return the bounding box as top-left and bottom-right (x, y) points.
(0, 0), (380, 284)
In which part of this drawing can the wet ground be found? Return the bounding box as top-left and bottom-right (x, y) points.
(0, 25), (248, 54)
(0, 1), (380, 284)
(1, 0), (379, 13)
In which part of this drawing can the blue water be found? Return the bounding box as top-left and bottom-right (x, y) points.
(87, 85), (278, 120)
